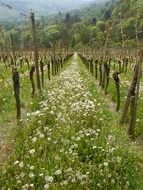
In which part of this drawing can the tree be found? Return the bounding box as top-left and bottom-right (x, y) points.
(97, 21), (106, 32)
(91, 26), (99, 39)
(103, 9), (111, 20)
(22, 32), (31, 49)
(59, 23), (70, 46)
(91, 17), (97, 25)
(65, 13), (71, 29)
(40, 25), (60, 48)
(122, 17), (136, 39)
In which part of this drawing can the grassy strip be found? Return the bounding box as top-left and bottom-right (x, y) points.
(0, 55), (143, 190)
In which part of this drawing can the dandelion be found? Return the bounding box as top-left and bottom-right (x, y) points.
(80, 181), (86, 185)
(22, 184), (29, 189)
(76, 137), (81, 141)
(29, 172), (34, 178)
(44, 184), (49, 189)
(60, 180), (68, 185)
(55, 170), (62, 175)
(30, 166), (35, 170)
(117, 156), (122, 163)
(97, 103), (101, 106)
(126, 181), (130, 186)
(20, 173), (25, 178)
(29, 149), (35, 155)
(39, 173), (44, 177)
(40, 133), (45, 139)
(32, 137), (37, 143)
(19, 161), (24, 168)
(71, 178), (76, 183)
(50, 110), (54, 115)
(136, 119), (140, 122)
(66, 168), (73, 173)
(60, 148), (64, 153)
(26, 113), (31, 117)
(45, 176), (54, 183)
(104, 162), (108, 167)
(97, 183), (100, 187)
(111, 179), (115, 184)
(14, 160), (19, 165)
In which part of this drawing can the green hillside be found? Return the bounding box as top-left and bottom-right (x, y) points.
(113, 0), (143, 18)
(69, 0), (143, 48)
(1, 0), (142, 49)
(0, 0), (93, 22)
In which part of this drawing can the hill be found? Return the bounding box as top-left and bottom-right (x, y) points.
(0, 0), (94, 22)
(1, 0), (142, 48)
(69, 0), (143, 48)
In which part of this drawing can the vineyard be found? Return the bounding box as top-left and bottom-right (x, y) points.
(1, 0), (143, 189)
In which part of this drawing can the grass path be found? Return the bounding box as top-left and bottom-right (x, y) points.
(0, 54), (143, 189)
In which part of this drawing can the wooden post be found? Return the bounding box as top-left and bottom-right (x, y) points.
(113, 71), (120, 112)
(90, 59), (94, 75)
(120, 65), (138, 124)
(47, 62), (51, 80)
(99, 58), (103, 86)
(12, 67), (21, 120)
(104, 61), (110, 95)
(95, 59), (98, 80)
(53, 43), (56, 76)
(0, 47), (7, 69)
(25, 58), (30, 70)
(128, 50), (142, 139)
(10, 34), (16, 66)
(30, 65), (36, 97)
(0, 26), (9, 57)
(40, 59), (44, 87)
(120, 50), (142, 124)
(30, 12), (41, 93)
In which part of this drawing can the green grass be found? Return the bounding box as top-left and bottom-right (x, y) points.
(0, 55), (143, 190)
(82, 58), (143, 138)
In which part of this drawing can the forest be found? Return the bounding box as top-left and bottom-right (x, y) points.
(0, 0), (143, 189)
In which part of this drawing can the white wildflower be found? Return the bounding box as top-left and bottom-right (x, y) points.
(104, 162), (108, 167)
(32, 137), (37, 143)
(19, 161), (24, 168)
(29, 172), (34, 178)
(45, 176), (54, 183)
(55, 170), (62, 175)
(30, 166), (35, 170)
(29, 149), (35, 155)
(44, 184), (49, 189)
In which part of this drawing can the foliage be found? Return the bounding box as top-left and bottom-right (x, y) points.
(1, 0), (143, 49)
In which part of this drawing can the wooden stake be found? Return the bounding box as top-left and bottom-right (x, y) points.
(10, 34), (16, 66)
(30, 64), (36, 97)
(120, 50), (142, 125)
(113, 71), (120, 112)
(30, 12), (41, 93)
(128, 50), (143, 139)
(12, 67), (21, 120)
